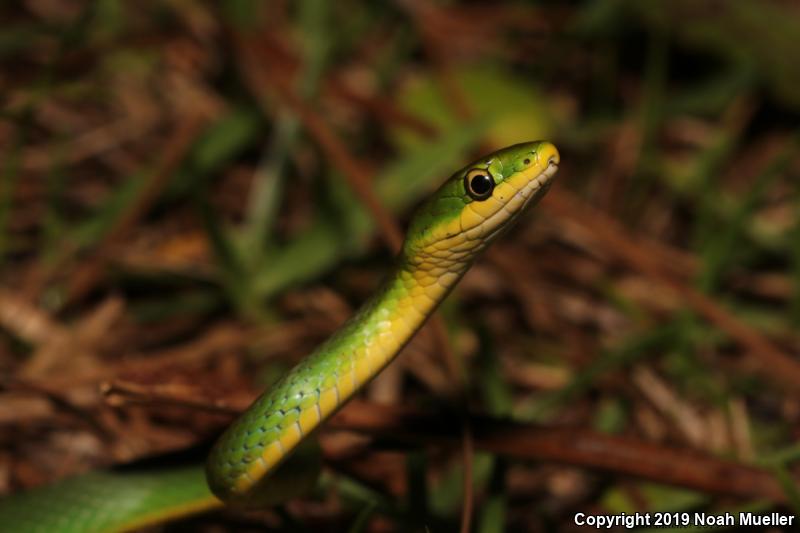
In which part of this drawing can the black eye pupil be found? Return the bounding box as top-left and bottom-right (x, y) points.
(464, 170), (495, 200)
(470, 174), (492, 195)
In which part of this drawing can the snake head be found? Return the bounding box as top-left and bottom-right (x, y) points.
(403, 141), (559, 262)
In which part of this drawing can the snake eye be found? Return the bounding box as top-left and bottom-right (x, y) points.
(464, 169), (494, 201)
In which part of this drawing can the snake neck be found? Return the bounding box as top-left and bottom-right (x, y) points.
(323, 247), (473, 372)
(205, 246), (473, 502)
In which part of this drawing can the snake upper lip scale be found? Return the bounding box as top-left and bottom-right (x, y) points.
(532, 155), (559, 193)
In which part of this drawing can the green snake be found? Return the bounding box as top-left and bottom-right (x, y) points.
(0, 141), (559, 532)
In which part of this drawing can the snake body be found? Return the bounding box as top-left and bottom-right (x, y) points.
(0, 141), (559, 531)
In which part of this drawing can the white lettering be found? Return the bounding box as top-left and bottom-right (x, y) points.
(572, 512), (652, 529)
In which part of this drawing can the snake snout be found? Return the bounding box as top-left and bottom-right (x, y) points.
(535, 141), (560, 169)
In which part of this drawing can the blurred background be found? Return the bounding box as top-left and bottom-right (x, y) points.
(2, 0), (800, 531)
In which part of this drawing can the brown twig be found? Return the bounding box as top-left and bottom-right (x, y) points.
(3, 379), (112, 439)
(330, 401), (788, 503)
(101, 380), (241, 416)
(98, 385), (790, 504)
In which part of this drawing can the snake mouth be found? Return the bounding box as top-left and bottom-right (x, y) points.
(529, 157), (558, 190)
(520, 158), (558, 208)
